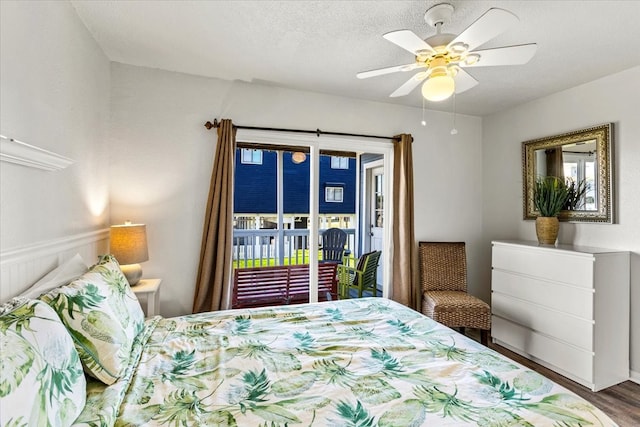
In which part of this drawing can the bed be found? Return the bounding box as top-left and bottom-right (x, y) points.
(1, 248), (618, 426)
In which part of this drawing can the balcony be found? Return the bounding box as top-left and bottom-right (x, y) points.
(232, 228), (355, 267)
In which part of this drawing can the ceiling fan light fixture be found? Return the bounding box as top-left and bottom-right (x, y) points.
(421, 67), (455, 102)
(464, 53), (480, 66)
(448, 42), (468, 54)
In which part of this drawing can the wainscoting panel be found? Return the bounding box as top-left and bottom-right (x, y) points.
(0, 229), (109, 302)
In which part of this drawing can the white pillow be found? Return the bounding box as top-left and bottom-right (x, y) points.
(19, 253), (89, 299)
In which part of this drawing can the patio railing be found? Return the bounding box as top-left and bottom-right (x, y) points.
(232, 228), (355, 267)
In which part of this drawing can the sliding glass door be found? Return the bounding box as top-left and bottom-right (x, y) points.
(232, 129), (393, 306)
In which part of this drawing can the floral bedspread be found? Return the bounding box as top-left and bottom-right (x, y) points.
(97, 298), (617, 426)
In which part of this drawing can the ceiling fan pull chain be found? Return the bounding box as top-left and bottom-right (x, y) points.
(451, 93), (458, 135)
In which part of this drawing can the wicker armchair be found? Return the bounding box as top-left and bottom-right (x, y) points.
(418, 241), (491, 346)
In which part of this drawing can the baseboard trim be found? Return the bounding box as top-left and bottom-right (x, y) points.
(629, 370), (640, 385)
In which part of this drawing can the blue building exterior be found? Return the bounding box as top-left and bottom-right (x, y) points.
(234, 149), (356, 215)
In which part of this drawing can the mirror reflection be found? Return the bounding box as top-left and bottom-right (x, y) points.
(533, 139), (597, 211)
(522, 123), (613, 223)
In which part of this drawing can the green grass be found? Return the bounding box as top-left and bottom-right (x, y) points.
(232, 249), (355, 269)
(233, 249), (313, 268)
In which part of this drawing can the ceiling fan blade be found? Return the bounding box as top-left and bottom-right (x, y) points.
(389, 72), (429, 97)
(462, 44), (537, 67)
(383, 30), (435, 55)
(447, 8), (519, 52)
(357, 63), (421, 79)
(453, 69), (479, 94)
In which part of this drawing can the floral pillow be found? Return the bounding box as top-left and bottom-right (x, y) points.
(0, 297), (86, 427)
(40, 255), (145, 385)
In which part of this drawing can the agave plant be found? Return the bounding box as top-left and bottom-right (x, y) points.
(533, 176), (570, 217)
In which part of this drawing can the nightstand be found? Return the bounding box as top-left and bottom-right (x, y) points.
(131, 278), (162, 317)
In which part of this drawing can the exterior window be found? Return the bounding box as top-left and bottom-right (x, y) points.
(241, 149), (263, 165)
(331, 156), (349, 169)
(325, 186), (344, 203)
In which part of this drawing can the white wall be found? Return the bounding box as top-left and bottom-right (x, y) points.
(109, 63), (483, 317)
(482, 66), (640, 375)
(0, 1), (110, 251)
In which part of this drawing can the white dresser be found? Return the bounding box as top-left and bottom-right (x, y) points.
(491, 240), (629, 391)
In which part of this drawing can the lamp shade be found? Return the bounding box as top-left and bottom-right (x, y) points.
(110, 223), (149, 265)
(421, 67), (455, 102)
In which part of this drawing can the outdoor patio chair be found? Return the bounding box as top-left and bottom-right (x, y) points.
(338, 250), (381, 298)
(321, 228), (348, 263)
(418, 241), (491, 346)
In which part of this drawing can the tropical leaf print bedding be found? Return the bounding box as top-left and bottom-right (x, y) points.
(109, 298), (616, 426)
(73, 317), (159, 426)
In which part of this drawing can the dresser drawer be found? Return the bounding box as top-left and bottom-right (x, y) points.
(492, 244), (594, 288)
(492, 293), (593, 350)
(492, 316), (593, 385)
(492, 270), (593, 319)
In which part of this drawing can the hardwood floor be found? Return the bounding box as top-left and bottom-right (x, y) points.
(464, 329), (640, 426)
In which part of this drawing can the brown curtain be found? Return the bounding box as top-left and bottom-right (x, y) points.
(391, 133), (418, 310)
(545, 148), (564, 179)
(192, 119), (236, 313)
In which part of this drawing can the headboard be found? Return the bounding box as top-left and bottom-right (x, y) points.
(0, 229), (109, 302)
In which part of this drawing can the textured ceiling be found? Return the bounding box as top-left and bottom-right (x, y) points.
(70, 0), (640, 116)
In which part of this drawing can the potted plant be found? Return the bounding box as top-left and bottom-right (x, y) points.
(533, 176), (569, 244)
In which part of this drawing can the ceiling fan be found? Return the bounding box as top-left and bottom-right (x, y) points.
(357, 3), (537, 102)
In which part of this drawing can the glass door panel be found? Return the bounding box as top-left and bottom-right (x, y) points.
(318, 154), (356, 301)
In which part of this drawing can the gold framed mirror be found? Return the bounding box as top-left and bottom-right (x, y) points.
(522, 123), (614, 223)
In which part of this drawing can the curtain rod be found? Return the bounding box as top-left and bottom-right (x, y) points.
(204, 118), (393, 140)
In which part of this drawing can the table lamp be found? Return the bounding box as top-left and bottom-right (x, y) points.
(110, 221), (149, 286)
